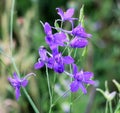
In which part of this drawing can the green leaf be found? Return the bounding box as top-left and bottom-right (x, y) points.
(82, 47), (87, 57)
(79, 5), (84, 26)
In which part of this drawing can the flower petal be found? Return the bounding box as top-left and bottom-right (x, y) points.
(64, 8), (74, 20)
(72, 25), (92, 38)
(47, 57), (54, 69)
(15, 87), (21, 100)
(13, 72), (19, 79)
(52, 47), (59, 56)
(56, 8), (64, 20)
(84, 80), (95, 85)
(39, 46), (48, 61)
(70, 80), (79, 92)
(84, 72), (94, 80)
(21, 79), (28, 87)
(45, 36), (54, 45)
(63, 56), (74, 64)
(34, 61), (44, 69)
(79, 83), (87, 94)
(8, 77), (15, 84)
(54, 62), (64, 73)
(44, 22), (52, 35)
(53, 32), (67, 46)
(72, 64), (78, 75)
(70, 37), (88, 48)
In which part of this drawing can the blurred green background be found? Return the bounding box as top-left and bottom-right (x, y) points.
(0, 0), (120, 113)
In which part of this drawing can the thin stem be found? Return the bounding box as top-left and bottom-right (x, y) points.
(73, 92), (83, 103)
(105, 101), (108, 113)
(60, 21), (63, 28)
(64, 71), (73, 77)
(55, 19), (62, 26)
(22, 88), (40, 113)
(109, 101), (113, 113)
(73, 48), (77, 58)
(67, 47), (73, 113)
(24, 73), (36, 80)
(11, 57), (20, 77)
(45, 65), (52, 113)
(62, 46), (68, 55)
(115, 100), (120, 112)
(51, 73), (57, 99)
(53, 89), (70, 106)
(10, 0), (15, 56)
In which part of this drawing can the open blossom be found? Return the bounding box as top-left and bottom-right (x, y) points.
(34, 46), (74, 73)
(44, 22), (68, 50)
(72, 24), (92, 38)
(56, 8), (77, 28)
(56, 8), (77, 22)
(34, 46), (53, 69)
(8, 72), (35, 100)
(70, 64), (95, 94)
(49, 52), (74, 73)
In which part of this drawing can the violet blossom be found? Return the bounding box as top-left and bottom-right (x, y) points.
(56, 8), (77, 22)
(72, 24), (92, 38)
(8, 72), (35, 100)
(34, 46), (53, 69)
(70, 64), (95, 94)
(56, 8), (77, 28)
(44, 22), (68, 50)
(70, 36), (88, 48)
(51, 52), (74, 73)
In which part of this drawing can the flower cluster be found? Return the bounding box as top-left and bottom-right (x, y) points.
(34, 8), (95, 94)
(8, 7), (95, 100)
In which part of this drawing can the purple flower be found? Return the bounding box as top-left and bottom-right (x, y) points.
(70, 36), (88, 48)
(44, 22), (68, 50)
(34, 46), (53, 69)
(72, 24), (92, 38)
(56, 8), (77, 28)
(51, 52), (74, 73)
(8, 72), (35, 100)
(70, 64), (95, 94)
(56, 8), (77, 22)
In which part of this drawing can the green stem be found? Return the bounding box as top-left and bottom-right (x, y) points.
(114, 100), (120, 113)
(53, 89), (70, 106)
(73, 92), (83, 103)
(62, 46), (68, 55)
(61, 21), (63, 28)
(10, 0), (15, 56)
(70, 66), (73, 113)
(11, 57), (20, 77)
(73, 48), (77, 58)
(67, 47), (73, 113)
(51, 73), (57, 99)
(45, 65), (53, 113)
(105, 101), (108, 113)
(22, 88), (40, 113)
(109, 101), (113, 113)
